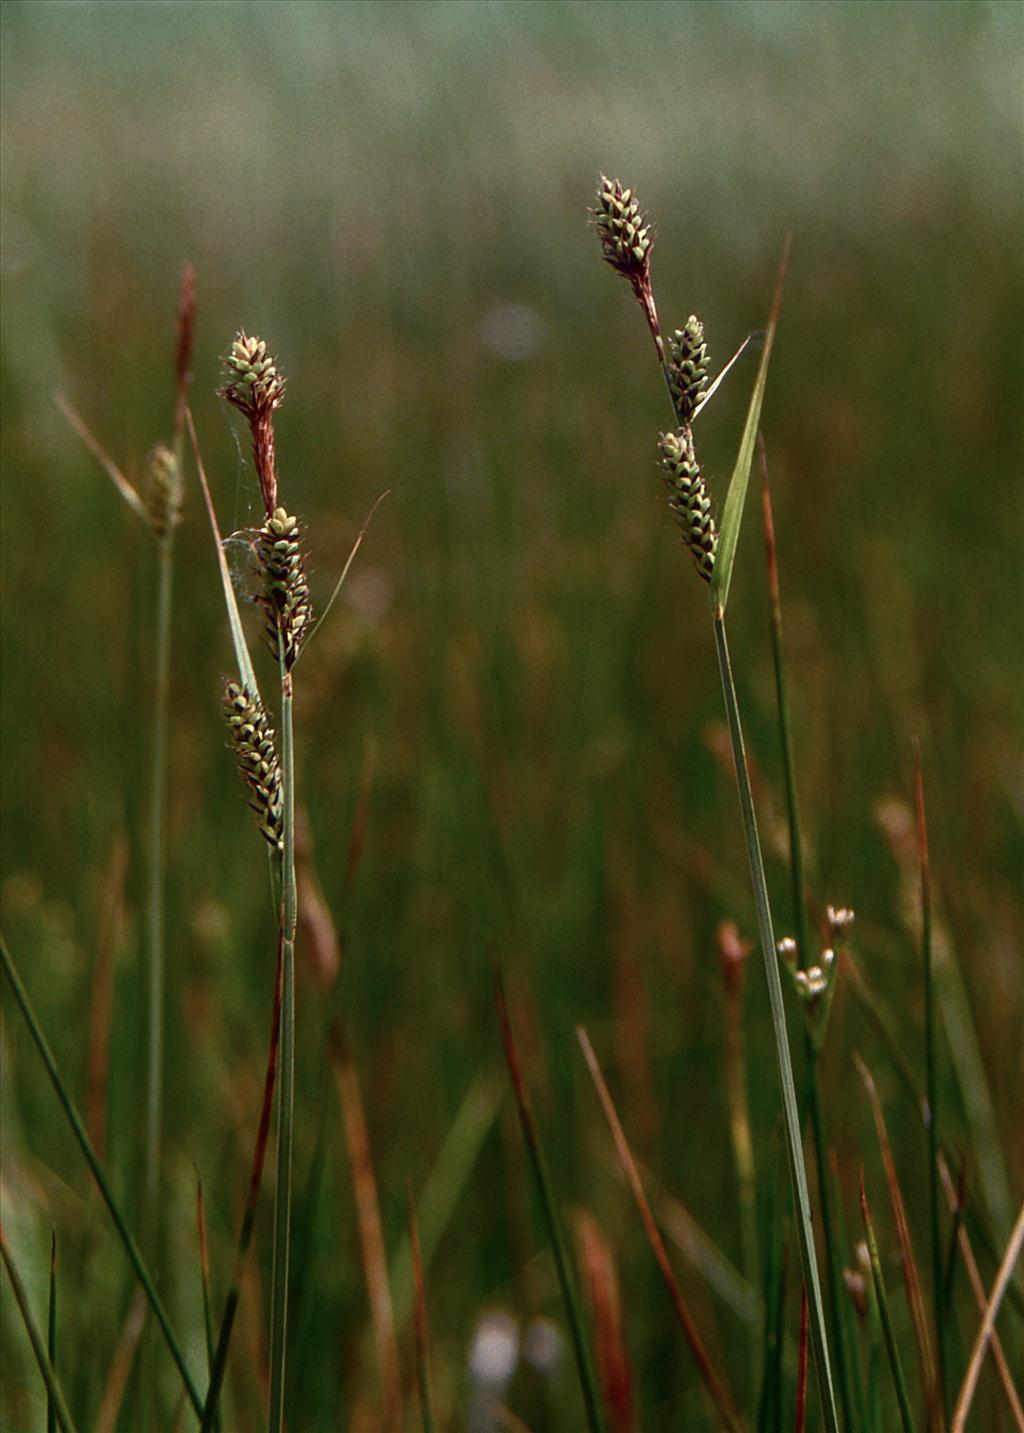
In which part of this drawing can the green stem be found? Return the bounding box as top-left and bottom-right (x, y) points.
(863, 1186), (917, 1433)
(0, 938), (203, 1419)
(268, 660), (296, 1433)
(47, 1232), (57, 1433)
(0, 1229), (79, 1433)
(711, 611), (839, 1433)
(144, 530), (174, 1251)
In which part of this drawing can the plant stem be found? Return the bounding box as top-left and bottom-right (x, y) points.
(268, 660), (296, 1433)
(0, 938), (203, 1419)
(760, 446), (855, 1428)
(0, 1227), (79, 1433)
(711, 610), (839, 1433)
(144, 529), (174, 1244)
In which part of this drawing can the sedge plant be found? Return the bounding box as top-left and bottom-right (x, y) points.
(592, 176), (840, 1430)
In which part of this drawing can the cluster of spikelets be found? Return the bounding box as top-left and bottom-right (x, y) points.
(145, 442), (183, 539)
(594, 176), (719, 584)
(222, 681), (284, 851)
(257, 507), (313, 670)
(219, 333), (313, 843)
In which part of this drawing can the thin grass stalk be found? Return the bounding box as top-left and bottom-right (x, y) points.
(0, 938), (204, 1419)
(915, 749), (946, 1423)
(717, 921), (761, 1396)
(577, 1026), (742, 1433)
(950, 1199), (1024, 1433)
(407, 1186), (436, 1433)
(846, 953), (1024, 1326)
(332, 1031), (402, 1427)
(268, 658), (296, 1433)
(760, 444), (854, 1430)
(0, 1226), (79, 1433)
(756, 1151), (785, 1433)
(828, 1151), (869, 1433)
(195, 1180), (219, 1433)
(496, 978), (607, 1433)
(938, 1157), (1024, 1428)
(862, 1180), (918, 1433)
(712, 611), (840, 1432)
(144, 263), (193, 1267)
(201, 935), (283, 1431)
(47, 1232), (57, 1433)
(855, 1053), (937, 1424)
(94, 1292), (147, 1433)
(795, 1287), (809, 1433)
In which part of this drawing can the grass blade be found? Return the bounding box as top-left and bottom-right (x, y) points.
(760, 440), (854, 1429)
(711, 612), (839, 1431)
(577, 1026), (741, 1433)
(299, 490), (389, 661)
(0, 937), (204, 1419)
(575, 1211), (636, 1433)
(202, 931), (284, 1431)
(47, 1232), (57, 1433)
(855, 1052), (937, 1425)
(332, 1027), (402, 1430)
(195, 1178), (219, 1432)
(915, 745), (946, 1421)
(496, 977), (606, 1433)
(950, 1198), (1024, 1433)
(94, 1291), (147, 1433)
(54, 395), (151, 524)
(709, 236), (790, 614)
(406, 1185), (435, 1433)
(388, 1065), (505, 1327)
(939, 1157), (1024, 1428)
(794, 1286), (809, 1433)
(861, 1178), (918, 1433)
(0, 1225), (79, 1433)
(186, 405), (259, 699)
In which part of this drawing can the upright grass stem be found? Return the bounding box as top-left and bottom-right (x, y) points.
(0, 938), (204, 1419)
(712, 611), (840, 1433)
(0, 1226), (79, 1433)
(761, 449), (855, 1430)
(268, 661), (296, 1433)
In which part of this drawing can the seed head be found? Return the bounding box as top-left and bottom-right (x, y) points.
(667, 317), (709, 423)
(257, 507), (313, 669)
(657, 427), (717, 583)
(223, 681), (284, 851)
(146, 442), (182, 539)
(220, 331), (285, 516)
(594, 175), (653, 283)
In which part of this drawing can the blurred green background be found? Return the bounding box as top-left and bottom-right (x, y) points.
(2, 2), (1021, 1429)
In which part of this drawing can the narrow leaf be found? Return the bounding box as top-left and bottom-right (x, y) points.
(0, 938), (204, 1419)
(55, 395), (151, 526)
(710, 236), (791, 614)
(578, 1026), (741, 1433)
(497, 977), (606, 1433)
(299, 490), (390, 661)
(862, 1178), (918, 1433)
(185, 405), (259, 699)
(0, 1225), (79, 1433)
(951, 1199), (1024, 1433)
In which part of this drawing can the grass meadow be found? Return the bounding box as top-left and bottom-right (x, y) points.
(1, 2), (1022, 1429)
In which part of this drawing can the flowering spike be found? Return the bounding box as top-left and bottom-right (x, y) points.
(223, 681), (284, 850)
(657, 428), (718, 583)
(146, 443), (183, 539)
(219, 331), (286, 516)
(257, 507), (313, 669)
(667, 316), (710, 423)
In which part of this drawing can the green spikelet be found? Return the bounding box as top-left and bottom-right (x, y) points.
(223, 681), (284, 850)
(146, 443), (182, 538)
(258, 507), (313, 669)
(667, 316), (709, 423)
(594, 175), (653, 289)
(658, 427), (717, 583)
(221, 333), (286, 417)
